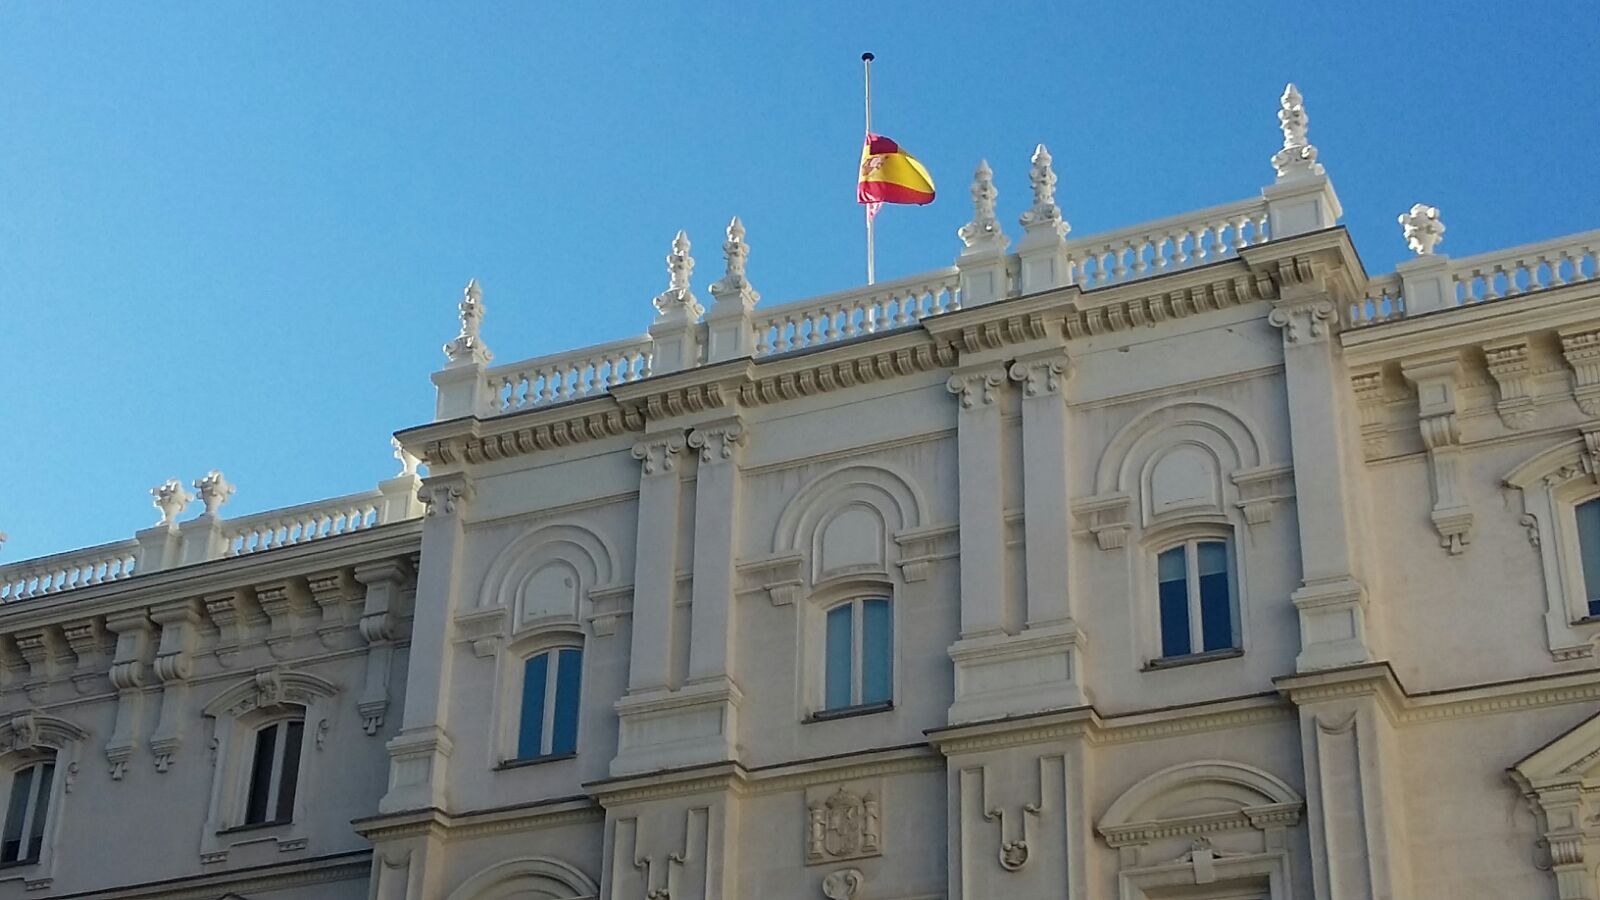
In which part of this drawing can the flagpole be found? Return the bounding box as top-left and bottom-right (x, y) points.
(862, 51), (876, 285)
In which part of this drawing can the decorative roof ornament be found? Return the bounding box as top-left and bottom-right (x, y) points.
(653, 230), (704, 322)
(193, 470), (235, 517)
(1399, 203), (1445, 256)
(391, 437), (421, 477)
(709, 217), (759, 308)
(151, 478), (194, 525)
(1270, 83), (1324, 180)
(958, 160), (1007, 249)
(1018, 144), (1069, 237)
(443, 278), (492, 366)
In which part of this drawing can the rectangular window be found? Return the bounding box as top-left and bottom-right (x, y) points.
(244, 725), (278, 825)
(1, 765), (36, 863)
(1197, 541), (1233, 651)
(275, 720), (304, 822)
(825, 605), (854, 710)
(860, 598), (893, 704)
(517, 653), (550, 760)
(516, 648), (583, 760)
(1577, 499), (1600, 616)
(243, 719), (303, 827)
(1158, 547), (1192, 657)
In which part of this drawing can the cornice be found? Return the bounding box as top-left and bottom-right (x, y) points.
(353, 797), (603, 842)
(1276, 662), (1600, 724)
(0, 524), (420, 634)
(49, 851), (369, 900)
(1341, 280), (1600, 367)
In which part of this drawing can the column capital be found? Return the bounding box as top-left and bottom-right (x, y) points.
(687, 422), (746, 465)
(1007, 351), (1071, 398)
(1267, 298), (1337, 346)
(419, 473), (474, 520)
(946, 366), (1008, 410)
(631, 432), (688, 476)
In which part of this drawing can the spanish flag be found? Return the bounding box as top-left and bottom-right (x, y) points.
(858, 133), (935, 219)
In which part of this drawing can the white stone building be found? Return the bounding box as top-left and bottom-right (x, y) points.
(3, 84), (1600, 900)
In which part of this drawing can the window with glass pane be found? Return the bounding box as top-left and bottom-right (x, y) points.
(822, 597), (893, 711)
(243, 719), (304, 826)
(1577, 499), (1600, 616)
(1156, 539), (1238, 660)
(0, 761), (54, 864)
(517, 648), (583, 759)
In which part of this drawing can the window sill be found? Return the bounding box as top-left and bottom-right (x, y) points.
(805, 701), (893, 724)
(496, 752), (577, 771)
(0, 859), (40, 871)
(1143, 648), (1243, 671)
(217, 818), (293, 836)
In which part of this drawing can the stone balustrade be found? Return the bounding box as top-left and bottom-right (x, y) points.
(1062, 196), (1271, 289)
(0, 539), (140, 601)
(1451, 230), (1600, 306)
(753, 268), (962, 357)
(484, 334), (654, 413)
(1345, 273), (1405, 328)
(0, 462), (424, 603)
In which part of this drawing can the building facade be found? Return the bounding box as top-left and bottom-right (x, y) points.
(3, 85), (1600, 900)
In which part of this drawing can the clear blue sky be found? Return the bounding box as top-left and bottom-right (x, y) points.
(3, 2), (1598, 561)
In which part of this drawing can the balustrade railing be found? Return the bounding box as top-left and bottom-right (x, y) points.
(485, 335), (654, 413)
(1063, 197), (1271, 289)
(0, 540), (139, 601)
(1451, 230), (1600, 307)
(221, 491), (384, 557)
(753, 268), (961, 358)
(1345, 274), (1405, 328)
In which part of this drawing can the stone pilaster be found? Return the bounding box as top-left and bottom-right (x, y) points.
(379, 473), (472, 814)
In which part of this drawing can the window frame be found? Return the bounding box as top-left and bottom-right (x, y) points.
(495, 629), (587, 768)
(0, 713), (85, 890)
(239, 716), (306, 829)
(513, 645), (584, 763)
(1506, 440), (1600, 661)
(1140, 523), (1246, 668)
(0, 757), (55, 868)
(805, 579), (898, 721)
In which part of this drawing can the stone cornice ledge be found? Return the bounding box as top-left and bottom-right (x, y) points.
(48, 850), (369, 900)
(1276, 661), (1600, 724)
(352, 796), (602, 841)
(927, 694), (1295, 754)
(0, 524), (421, 633)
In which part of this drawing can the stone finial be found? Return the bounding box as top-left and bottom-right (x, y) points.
(1399, 203), (1445, 256)
(1018, 144), (1069, 237)
(958, 160), (1007, 249)
(193, 470), (235, 517)
(391, 437), (421, 477)
(653, 230), (704, 322)
(709, 217), (760, 308)
(1271, 83), (1324, 180)
(442, 278), (492, 366)
(151, 478), (194, 525)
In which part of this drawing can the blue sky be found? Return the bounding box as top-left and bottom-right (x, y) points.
(3, 2), (1598, 561)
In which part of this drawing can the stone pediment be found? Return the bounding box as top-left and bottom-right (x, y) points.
(1512, 708), (1600, 789)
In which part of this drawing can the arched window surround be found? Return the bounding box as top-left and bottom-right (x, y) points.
(1506, 437), (1600, 660)
(802, 577), (899, 720)
(441, 855), (599, 900)
(493, 628), (587, 767)
(1137, 520), (1249, 667)
(200, 670), (337, 861)
(0, 713), (84, 891)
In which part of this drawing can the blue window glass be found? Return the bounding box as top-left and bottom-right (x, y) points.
(1157, 547), (1191, 657)
(825, 605), (854, 710)
(860, 598), (893, 704)
(551, 649), (583, 755)
(1197, 541), (1233, 651)
(1578, 499), (1600, 616)
(517, 653), (549, 759)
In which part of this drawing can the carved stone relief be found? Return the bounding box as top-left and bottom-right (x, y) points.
(805, 783), (883, 865)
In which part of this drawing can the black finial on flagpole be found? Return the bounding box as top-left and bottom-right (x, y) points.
(862, 52), (874, 62)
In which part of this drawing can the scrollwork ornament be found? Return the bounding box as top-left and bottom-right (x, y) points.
(821, 868), (864, 900)
(632, 435), (686, 475)
(1267, 299), (1335, 345)
(946, 370), (1005, 409)
(1008, 357), (1068, 397)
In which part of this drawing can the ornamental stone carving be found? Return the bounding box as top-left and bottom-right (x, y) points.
(946, 369), (1006, 409)
(443, 278), (492, 366)
(1008, 355), (1068, 397)
(151, 479), (193, 525)
(687, 424), (745, 465)
(193, 470), (235, 516)
(958, 160), (1006, 249)
(1399, 203), (1445, 256)
(1270, 82), (1324, 179)
(985, 800), (1039, 872)
(420, 481), (470, 518)
(632, 435), (686, 476)
(805, 785), (883, 865)
(1560, 329), (1600, 416)
(1018, 143), (1069, 237)
(821, 868), (864, 900)
(1267, 299), (1335, 345)
(653, 230), (704, 322)
(1484, 338), (1536, 429)
(709, 216), (759, 310)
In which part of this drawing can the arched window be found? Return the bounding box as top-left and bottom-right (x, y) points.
(1156, 539), (1236, 659)
(242, 718), (305, 827)
(1576, 498), (1600, 617)
(0, 760), (54, 865)
(517, 648), (582, 760)
(823, 597), (893, 712)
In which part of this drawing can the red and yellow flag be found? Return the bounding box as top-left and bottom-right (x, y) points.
(858, 133), (935, 219)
